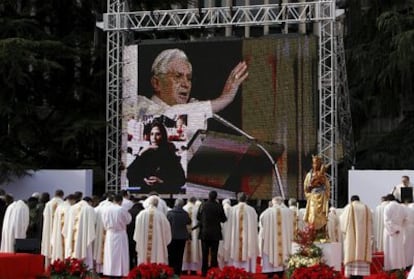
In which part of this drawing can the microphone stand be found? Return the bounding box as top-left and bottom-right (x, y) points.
(212, 114), (286, 199)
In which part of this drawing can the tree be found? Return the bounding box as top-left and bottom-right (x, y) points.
(345, 0), (414, 169)
(0, 0), (198, 190)
(0, 0), (106, 187)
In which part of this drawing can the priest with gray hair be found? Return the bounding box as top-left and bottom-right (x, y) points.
(133, 196), (171, 265)
(259, 196), (294, 278)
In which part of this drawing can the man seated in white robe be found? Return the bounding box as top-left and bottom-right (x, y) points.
(64, 194), (96, 269)
(225, 193), (258, 273)
(259, 196), (293, 278)
(392, 175), (413, 203)
(134, 196), (171, 265)
(41, 189), (64, 266)
(340, 195), (372, 279)
(0, 199), (30, 252)
(384, 194), (407, 271)
(101, 194), (132, 278)
(182, 197), (202, 274)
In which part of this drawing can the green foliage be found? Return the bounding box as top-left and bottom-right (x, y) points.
(0, 0), (196, 187)
(346, 0), (414, 168)
(0, 0), (106, 185)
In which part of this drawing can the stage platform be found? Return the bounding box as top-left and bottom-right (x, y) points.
(0, 252), (44, 279)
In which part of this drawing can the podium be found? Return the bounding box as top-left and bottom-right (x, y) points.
(186, 130), (284, 198)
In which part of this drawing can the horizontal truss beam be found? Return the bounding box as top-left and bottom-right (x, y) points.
(103, 2), (335, 31)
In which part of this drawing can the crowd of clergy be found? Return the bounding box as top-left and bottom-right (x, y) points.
(0, 175), (413, 279)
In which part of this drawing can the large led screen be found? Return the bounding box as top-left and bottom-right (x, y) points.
(121, 36), (318, 199)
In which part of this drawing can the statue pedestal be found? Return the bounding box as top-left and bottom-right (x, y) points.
(291, 242), (342, 271)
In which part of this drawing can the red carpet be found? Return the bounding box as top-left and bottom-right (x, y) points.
(0, 252), (392, 279)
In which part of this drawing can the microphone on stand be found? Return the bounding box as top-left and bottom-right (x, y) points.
(212, 113), (286, 199)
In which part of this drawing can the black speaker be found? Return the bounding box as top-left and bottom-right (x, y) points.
(14, 238), (41, 254)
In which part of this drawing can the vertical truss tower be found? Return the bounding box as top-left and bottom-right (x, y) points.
(103, 0), (340, 205)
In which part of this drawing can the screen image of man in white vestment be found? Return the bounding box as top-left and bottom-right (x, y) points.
(122, 47), (248, 195)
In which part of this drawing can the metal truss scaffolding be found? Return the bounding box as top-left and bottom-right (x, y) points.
(106, 0), (125, 193)
(103, 0), (338, 204)
(318, 3), (337, 207)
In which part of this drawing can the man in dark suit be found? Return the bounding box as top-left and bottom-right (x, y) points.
(127, 196), (144, 270)
(197, 191), (227, 276)
(167, 198), (191, 275)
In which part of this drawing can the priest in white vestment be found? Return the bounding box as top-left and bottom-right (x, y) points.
(259, 196), (293, 275)
(64, 198), (96, 269)
(101, 194), (132, 277)
(340, 195), (372, 278)
(0, 200), (30, 252)
(373, 196), (388, 252)
(134, 196), (171, 265)
(143, 193), (169, 215)
(50, 195), (75, 262)
(41, 189), (64, 266)
(327, 206), (342, 242)
(288, 198), (299, 233)
(182, 197), (202, 273)
(218, 199), (232, 268)
(121, 190), (134, 211)
(225, 193), (258, 273)
(404, 204), (414, 267)
(94, 194), (114, 273)
(383, 194), (407, 271)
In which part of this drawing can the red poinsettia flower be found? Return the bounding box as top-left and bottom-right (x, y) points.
(48, 257), (90, 278)
(127, 263), (175, 279)
(291, 263), (344, 279)
(207, 266), (252, 279)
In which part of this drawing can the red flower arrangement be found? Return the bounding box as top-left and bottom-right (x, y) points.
(290, 263), (344, 279)
(48, 257), (91, 279)
(207, 266), (253, 279)
(295, 224), (317, 247)
(366, 270), (408, 279)
(127, 263), (175, 279)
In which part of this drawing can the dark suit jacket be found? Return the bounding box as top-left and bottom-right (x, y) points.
(127, 202), (144, 242)
(197, 199), (227, 241)
(167, 206), (191, 240)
